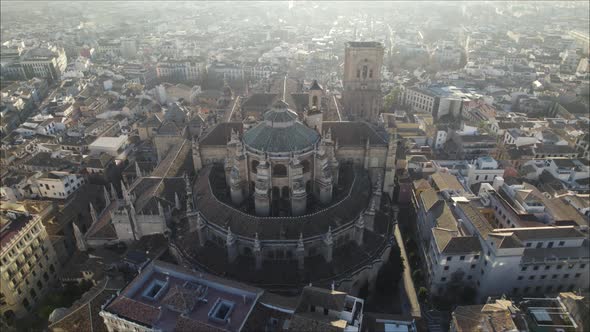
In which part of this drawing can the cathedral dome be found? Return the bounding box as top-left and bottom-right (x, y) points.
(243, 100), (320, 153)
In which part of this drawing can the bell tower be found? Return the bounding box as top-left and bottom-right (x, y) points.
(342, 42), (384, 123)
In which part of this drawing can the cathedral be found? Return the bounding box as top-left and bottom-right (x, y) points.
(101, 70), (398, 294)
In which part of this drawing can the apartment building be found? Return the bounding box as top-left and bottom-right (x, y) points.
(99, 260), (263, 332)
(412, 173), (589, 301)
(19, 46), (67, 81)
(432, 156), (505, 188)
(156, 59), (205, 82)
(489, 180), (587, 229)
(31, 171), (86, 199)
(451, 293), (587, 331)
(403, 86), (463, 120)
(1, 202), (60, 320)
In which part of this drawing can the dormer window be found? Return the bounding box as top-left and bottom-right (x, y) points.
(142, 279), (166, 300)
(208, 298), (235, 324)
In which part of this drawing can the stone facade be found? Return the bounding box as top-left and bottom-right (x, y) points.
(342, 42), (384, 123)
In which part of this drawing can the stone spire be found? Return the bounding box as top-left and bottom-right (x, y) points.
(110, 183), (118, 200)
(226, 227), (238, 263)
(254, 233), (262, 270)
(355, 214), (365, 246)
(135, 161), (142, 178)
(226, 227), (235, 246)
(253, 232), (261, 252)
(323, 227), (333, 263)
(158, 201), (164, 217)
(195, 213), (207, 246)
(185, 174), (194, 212)
(324, 226), (333, 245)
(103, 186), (111, 206)
(89, 202), (98, 224)
(296, 232), (305, 270)
(121, 180), (130, 204)
(174, 192), (181, 210)
(73, 222), (87, 252)
(325, 127), (332, 141)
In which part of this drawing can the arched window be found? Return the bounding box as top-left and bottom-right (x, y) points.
(362, 65), (368, 79)
(312, 95), (318, 107)
(251, 160), (259, 174)
(273, 164), (287, 177)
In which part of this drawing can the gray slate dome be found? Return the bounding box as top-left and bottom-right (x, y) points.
(243, 101), (320, 153)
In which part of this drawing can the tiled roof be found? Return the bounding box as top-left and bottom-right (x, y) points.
(174, 316), (225, 332)
(323, 122), (387, 146)
(452, 304), (517, 332)
(440, 235), (481, 254)
(105, 296), (161, 327)
(457, 201), (494, 240)
(295, 286), (347, 313)
(431, 172), (464, 192)
(510, 226), (585, 241)
(49, 278), (120, 332)
(199, 122), (243, 146)
(420, 188), (439, 212)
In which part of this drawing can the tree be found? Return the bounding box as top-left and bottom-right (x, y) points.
(383, 87), (402, 111)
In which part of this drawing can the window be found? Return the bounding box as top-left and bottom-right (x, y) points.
(481, 269), (484, 275)
(552, 274), (558, 279)
(471, 264), (476, 269)
(559, 241), (565, 246)
(546, 286), (553, 292)
(474, 255), (479, 260)
(545, 265), (551, 270)
(563, 274), (569, 279)
(143, 280), (165, 299)
(521, 266), (527, 272)
(447, 257), (452, 262)
(209, 299), (235, 323)
(518, 276), (523, 280)
(310, 305), (315, 312)
(533, 266), (539, 271)
(536, 242), (543, 249)
(557, 265), (562, 270)
(526, 242), (532, 247)
(441, 277), (447, 282)
(547, 242), (554, 248)
(323, 308), (329, 315)
(580, 264), (586, 269)
(528, 276), (535, 280)
(540, 275), (546, 280)
(467, 275), (472, 280)
(444, 266), (449, 271)
(575, 273), (581, 278)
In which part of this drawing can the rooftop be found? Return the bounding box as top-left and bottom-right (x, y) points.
(103, 260), (263, 331)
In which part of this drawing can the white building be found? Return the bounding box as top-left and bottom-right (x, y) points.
(88, 135), (129, 157)
(32, 171), (85, 199)
(412, 181), (589, 301)
(19, 46), (67, 81)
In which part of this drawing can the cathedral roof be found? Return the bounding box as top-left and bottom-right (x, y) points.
(243, 101), (320, 153)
